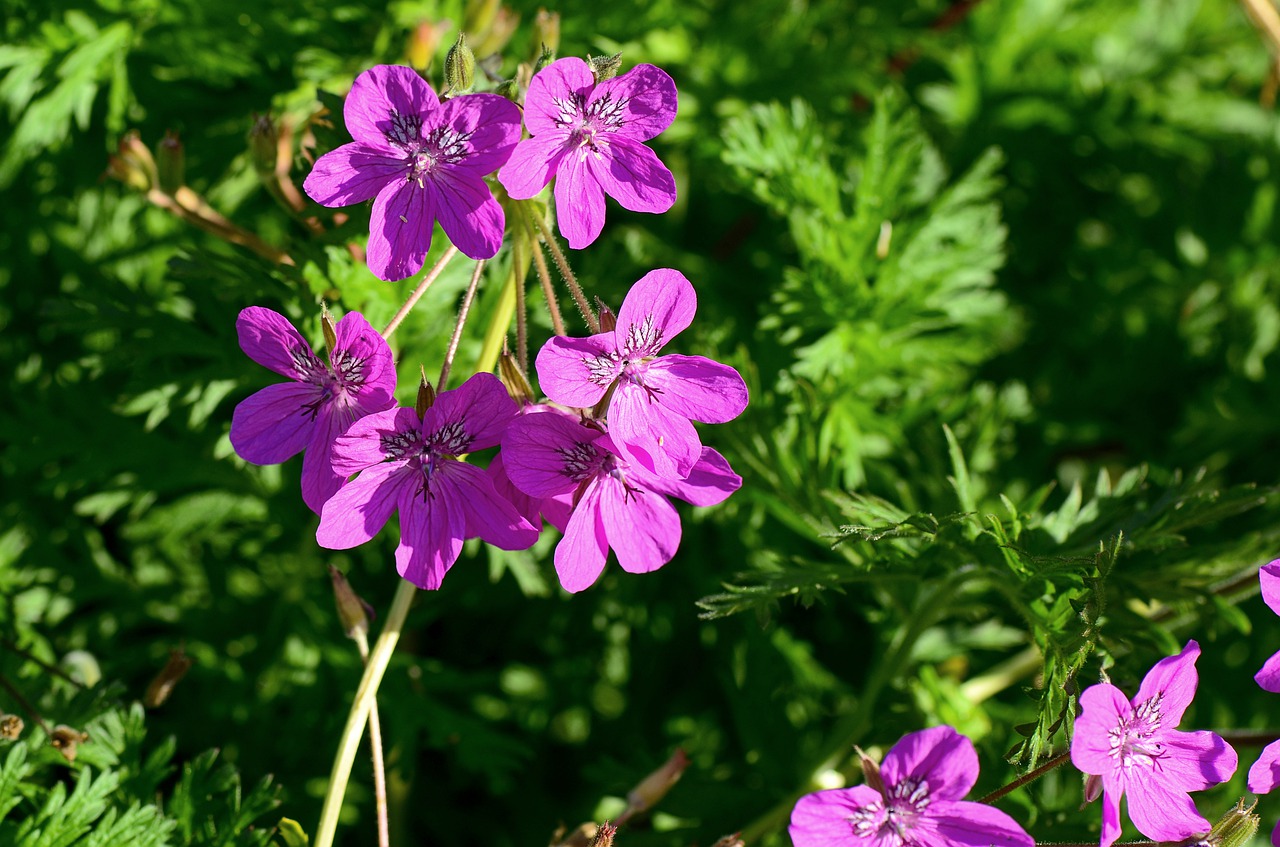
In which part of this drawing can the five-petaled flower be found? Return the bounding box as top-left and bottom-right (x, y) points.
(231, 307), (395, 515)
(1071, 640), (1238, 847)
(316, 372), (538, 589)
(789, 726), (1034, 847)
(498, 57), (678, 249)
(536, 268), (749, 480)
(500, 411), (740, 592)
(304, 64), (522, 281)
(1247, 560), (1280, 847)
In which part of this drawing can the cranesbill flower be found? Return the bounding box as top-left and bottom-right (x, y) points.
(536, 268), (748, 480)
(789, 726), (1034, 847)
(231, 307), (395, 514)
(1257, 560), (1280, 692)
(304, 65), (521, 281)
(316, 372), (538, 589)
(500, 411), (740, 593)
(498, 57), (677, 249)
(1071, 640), (1237, 847)
(1248, 740), (1280, 847)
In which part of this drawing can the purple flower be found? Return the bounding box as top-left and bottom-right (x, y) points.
(535, 269), (748, 480)
(231, 307), (395, 514)
(315, 372), (538, 589)
(1070, 640), (1238, 847)
(1257, 560), (1280, 692)
(789, 726), (1034, 847)
(498, 57), (677, 249)
(304, 65), (521, 281)
(1248, 740), (1280, 847)
(500, 411), (740, 593)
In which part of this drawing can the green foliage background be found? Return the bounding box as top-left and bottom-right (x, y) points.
(3, 0), (1280, 844)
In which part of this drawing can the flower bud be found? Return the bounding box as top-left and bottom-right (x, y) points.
(329, 565), (375, 640)
(50, 724), (89, 763)
(321, 306), (338, 353)
(463, 0), (499, 39)
(596, 299), (617, 334)
(157, 131), (185, 194)
(625, 748), (689, 816)
(407, 21), (445, 72)
(711, 835), (745, 847)
(588, 822), (616, 847)
(444, 33), (476, 95)
(144, 647), (193, 707)
(473, 7), (518, 58)
(531, 9), (559, 62)
(588, 53), (623, 83)
(248, 113), (279, 177)
(1081, 773), (1102, 804)
(855, 746), (887, 797)
(494, 77), (520, 102)
(105, 131), (158, 192)
(498, 349), (534, 406)
(416, 368), (436, 419)
(1204, 798), (1259, 847)
(0, 714), (22, 740)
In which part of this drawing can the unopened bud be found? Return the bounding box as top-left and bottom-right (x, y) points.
(588, 53), (623, 83)
(444, 33), (476, 95)
(494, 77), (520, 102)
(1205, 798), (1259, 847)
(144, 647), (193, 707)
(329, 565), (374, 639)
(710, 835), (745, 847)
(588, 822), (616, 847)
(498, 349), (534, 406)
(50, 725), (89, 763)
(463, 0), (499, 39)
(407, 21), (445, 71)
(626, 748), (689, 816)
(474, 7), (518, 58)
(555, 823), (596, 847)
(248, 113), (279, 176)
(157, 131), (185, 194)
(321, 306), (338, 352)
(1081, 773), (1102, 805)
(596, 299), (616, 334)
(105, 131), (158, 192)
(531, 9), (559, 61)
(416, 368), (436, 419)
(856, 746), (887, 797)
(534, 45), (556, 76)
(0, 714), (22, 740)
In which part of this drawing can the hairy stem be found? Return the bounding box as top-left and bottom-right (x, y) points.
(352, 631), (390, 847)
(518, 202), (566, 337)
(382, 245), (461, 339)
(978, 750), (1071, 804)
(514, 234), (529, 373)
(529, 209), (597, 333)
(438, 259), (485, 391)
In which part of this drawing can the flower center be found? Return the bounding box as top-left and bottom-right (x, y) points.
(384, 110), (422, 151)
(291, 345), (367, 417)
(552, 91), (630, 150)
(847, 779), (932, 847)
(557, 439), (607, 482)
(408, 126), (473, 182)
(1109, 694), (1165, 768)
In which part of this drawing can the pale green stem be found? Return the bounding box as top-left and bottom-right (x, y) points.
(528, 208), (597, 333)
(382, 245), (460, 339)
(514, 234), (529, 373)
(352, 630), (390, 847)
(437, 259), (485, 392)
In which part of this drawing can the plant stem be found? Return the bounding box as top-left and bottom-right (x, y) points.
(1216, 730), (1280, 746)
(0, 673), (51, 735)
(382, 245), (460, 339)
(352, 630), (390, 847)
(518, 203), (566, 337)
(529, 209), (597, 333)
(978, 750), (1071, 804)
(314, 581), (417, 847)
(146, 188), (295, 265)
(0, 637), (84, 687)
(514, 233), (529, 373)
(438, 259), (485, 391)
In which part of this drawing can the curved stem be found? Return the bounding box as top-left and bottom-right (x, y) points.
(314, 581), (417, 847)
(382, 245), (460, 339)
(529, 209), (597, 333)
(978, 750), (1070, 805)
(1215, 730), (1280, 746)
(518, 202), (565, 337)
(353, 631), (390, 847)
(437, 259), (485, 391)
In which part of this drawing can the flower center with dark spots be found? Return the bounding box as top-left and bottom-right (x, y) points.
(1109, 694), (1164, 768)
(291, 345), (368, 417)
(847, 779), (932, 847)
(552, 91), (630, 151)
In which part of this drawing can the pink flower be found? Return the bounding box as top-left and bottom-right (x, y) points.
(304, 65), (521, 281)
(498, 57), (677, 249)
(500, 411), (740, 593)
(789, 726), (1034, 847)
(535, 269), (749, 480)
(315, 373), (538, 589)
(1248, 561), (1280, 847)
(231, 307), (395, 514)
(1248, 740), (1280, 847)
(1071, 640), (1238, 847)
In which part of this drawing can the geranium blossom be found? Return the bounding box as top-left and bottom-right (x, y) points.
(1071, 640), (1237, 847)
(500, 411), (740, 592)
(498, 57), (677, 249)
(316, 373), (538, 589)
(1248, 560), (1280, 847)
(536, 268), (748, 480)
(789, 726), (1034, 847)
(304, 64), (521, 281)
(231, 307), (395, 514)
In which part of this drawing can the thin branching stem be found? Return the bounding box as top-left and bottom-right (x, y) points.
(530, 229), (566, 337)
(438, 259), (485, 391)
(978, 751), (1071, 805)
(0, 673), (51, 735)
(529, 209), (597, 333)
(0, 637), (84, 688)
(514, 234), (529, 372)
(383, 245), (460, 339)
(352, 631), (390, 847)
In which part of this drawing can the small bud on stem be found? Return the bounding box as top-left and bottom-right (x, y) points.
(329, 565), (375, 640)
(157, 131), (185, 194)
(588, 52), (623, 83)
(144, 647), (193, 707)
(416, 367), (437, 419)
(50, 724), (89, 763)
(444, 33), (477, 95)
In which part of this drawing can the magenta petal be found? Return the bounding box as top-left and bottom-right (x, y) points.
(436, 92), (521, 175)
(634, 447), (742, 507)
(924, 800), (1034, 847)
(593, 64), (678, 142)
(368, 181), (435, 281)
(882, 726), (979, 802)
(554, 481), (609, 593)
(599, 475), (680, 575)
(333, 311), (397, 405)
(523, 57), (594, 137)
(303, 142), (404, 207)
(1072, 684), (1130, 775)
(535, 333), (617, 407)
(644, 354), (748, 424)
(332, 408), (422, 476)
(301, 408), (355, 514)
(589, 137), (675, 214)
(1271, 820), (1280, 847)
(236, 306), (315, 378)
(344, 64), (438, 149)
(1123, 771), (1211, 843)
(1262, 560), (1280, 616)
(616, 268), (697, 352)
(395, 475), (464, 590)
(1134, 640), (1200, 727)
(610, 382), (701, 480)
(230, 382), (318, 465)
(1100, 783), (1123, 847)
(498, 135), (568, 199)
(1257, 650), (1280, 692)
(1248, 739), (1280, 794)
(1159, 730), (1238, 791)
(487, 451), (541, 527)
(432, 169), (504, 260)
(316, 461), (408, 548)
(423, 372), (516, 451)
(502, 412), (603, 498)
(446, 462), (538, 550)
(553, 148), (606, 249)
(789, 786), (882, 847)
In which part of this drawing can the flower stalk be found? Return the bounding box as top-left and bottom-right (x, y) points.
(382, 245), (461, 339)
